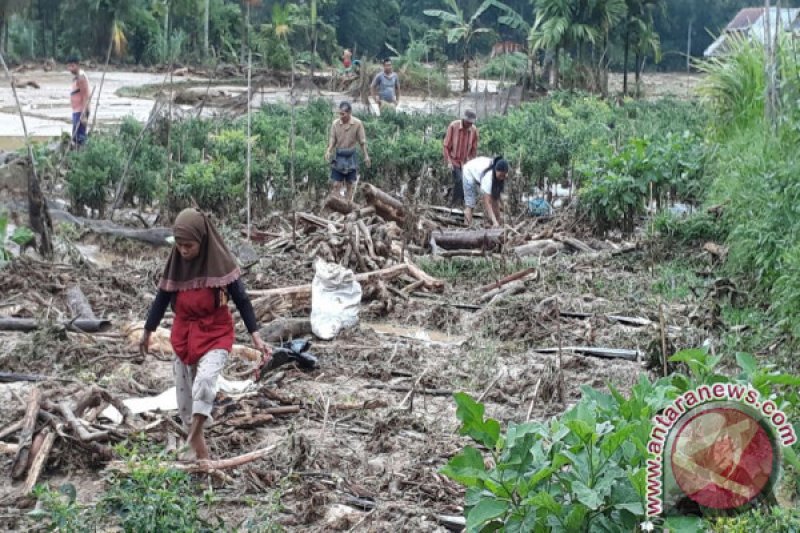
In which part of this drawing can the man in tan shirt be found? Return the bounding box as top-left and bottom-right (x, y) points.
(324, 101), (371, 201)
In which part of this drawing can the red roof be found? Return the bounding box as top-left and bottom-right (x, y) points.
(726, 8), (765, 30)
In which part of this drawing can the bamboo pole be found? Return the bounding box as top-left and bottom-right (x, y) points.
(89, 24), (115, 135)
(246, 48), (252, 243)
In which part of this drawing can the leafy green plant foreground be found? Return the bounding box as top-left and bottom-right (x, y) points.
(442, 349), (800, 532)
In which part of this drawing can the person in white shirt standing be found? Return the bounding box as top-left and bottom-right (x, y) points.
(461, 156), (509, 227)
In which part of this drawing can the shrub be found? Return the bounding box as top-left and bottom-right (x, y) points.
(67, 137), (125, 217)
(99, 448), (216, 533)
(479, 52), (528, 80)
(443, 349), (800, 532)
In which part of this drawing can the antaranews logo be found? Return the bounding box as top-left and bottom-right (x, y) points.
(646, 383), (797, 518)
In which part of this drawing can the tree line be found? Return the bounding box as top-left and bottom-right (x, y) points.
(0, 0), (797, 74)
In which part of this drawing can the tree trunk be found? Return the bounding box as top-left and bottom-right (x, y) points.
(635, 51), (642, 98)
(38, 0), (46, 57)
(462, 55), (469, 93)
(362, 183), (405, 223)
(550, 49), (559, 88)
(430, 229), (504, 251)
(623, 18), (630, 96)
(164, 9), (169, 63)
(204, 0), (210, 58)
(0, 15), (5, 54)
(0, 317), (112, 333)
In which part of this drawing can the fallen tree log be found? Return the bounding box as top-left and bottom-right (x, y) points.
(324, 195), (356, 214)
(49, 208), (172, 247)
(0, 420), (23, 439)
(0, 442), (19, 454)
(479, 279), (526, 304)
(124, 322), (261, 362)
(21, 427), (56, 495)
(0, 372), (50, 383)
(362, 184), (405, 223)
(50, 401), (109, 443)
(260, 318), (313, 342)
(554, 234), (593, 253)
(514, 240), (565, 258)
(11, 388), (41, 479)
(106, 444), (278, 473)
(249, 261), (444, 302)
(0, 317), (111, 333)
(430, 229), (504, 251)
(66, 285), (101, 325)
(222, 413), (274, 428)
(479, 267), (537, 293)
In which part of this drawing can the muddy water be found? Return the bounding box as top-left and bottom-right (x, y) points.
(0, 70), (201, 141)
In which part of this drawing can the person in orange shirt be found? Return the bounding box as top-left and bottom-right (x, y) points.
(67, 57), (91, 147)
(443, 109), (479, 206)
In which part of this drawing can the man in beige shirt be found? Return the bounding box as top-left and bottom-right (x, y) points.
(324, 101), (371, 201)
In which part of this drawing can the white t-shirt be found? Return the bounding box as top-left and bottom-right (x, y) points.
(462, 156), (494, 196)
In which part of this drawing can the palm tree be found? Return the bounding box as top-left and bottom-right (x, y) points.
(633, 21), (661, 96)
(622, 0), (662, 95)
(530, 0), (625, 89)
(425, 0), (512, 92)
(529, 0), (595, 88)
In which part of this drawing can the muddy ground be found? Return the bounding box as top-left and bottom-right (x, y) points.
(0, 200), (719, 531)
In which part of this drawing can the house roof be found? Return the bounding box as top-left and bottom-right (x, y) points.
(704, 7), (800, 57)
(727, 8), (768, 31)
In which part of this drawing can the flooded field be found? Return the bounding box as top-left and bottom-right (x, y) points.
(0, 68), (701, 150)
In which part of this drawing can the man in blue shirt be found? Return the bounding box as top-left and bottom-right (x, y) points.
(371, 59), (400, 109)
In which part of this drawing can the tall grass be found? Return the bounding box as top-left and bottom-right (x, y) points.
(697, 32), (800, 350)
(695, 34), (767, 133)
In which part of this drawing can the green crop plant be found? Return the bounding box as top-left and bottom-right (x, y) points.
(442, 348), (800, 532)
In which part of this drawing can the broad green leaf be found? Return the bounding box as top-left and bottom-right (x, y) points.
(524, 491), (562, 514)
(736, 352), (758, 377)
(564, 504), (589, 531)
(10, 226), (35, 246)
(465, 498), (508, 532)
(600, 424), (636, 458)
(453, 392), (501, 448)
(573, 480), (603, 510)
(613, 501), (644, 515)
(760, 373), (800, 386)
(565, 419), (594, 444)
(525, 466), (556, 492)
(441, 446), (486, 486)
(669, 348), (707, 365)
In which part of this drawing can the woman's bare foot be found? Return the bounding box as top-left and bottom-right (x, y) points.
(188, 414), (209, 460)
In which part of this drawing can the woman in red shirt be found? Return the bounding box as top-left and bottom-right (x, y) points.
(139, 208), (270, 460)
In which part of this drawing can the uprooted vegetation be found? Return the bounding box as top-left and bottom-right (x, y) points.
(3, 82), (800, 532)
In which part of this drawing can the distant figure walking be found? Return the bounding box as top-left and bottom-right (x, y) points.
(66, 57), (91, 147)
(371, 58), (400, 110)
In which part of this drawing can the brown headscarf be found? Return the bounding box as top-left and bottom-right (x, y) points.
(159, 208), (241, 292)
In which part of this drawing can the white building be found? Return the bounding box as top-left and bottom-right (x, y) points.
(704, 7), (800, 58)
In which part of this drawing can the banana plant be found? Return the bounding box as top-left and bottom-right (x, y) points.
(425, 0), (513, 92)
